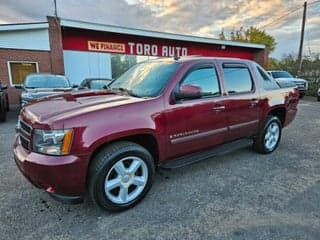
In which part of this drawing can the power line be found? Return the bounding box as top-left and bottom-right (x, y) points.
(308, 0), (320, 6)
(259, 0), (320, 29)
(259, 6), (302, 29)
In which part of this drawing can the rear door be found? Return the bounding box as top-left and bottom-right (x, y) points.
(220, 62), (260, 141)
(165, 62), (228, 159)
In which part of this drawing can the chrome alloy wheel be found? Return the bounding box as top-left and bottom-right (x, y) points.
(104, 156), (148, 204)
(264, 122), (280, 151)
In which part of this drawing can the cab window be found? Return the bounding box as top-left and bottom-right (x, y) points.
(222, 63), (254, 94)
(255, 64), (280, 90)
(180, 66), (220, 97)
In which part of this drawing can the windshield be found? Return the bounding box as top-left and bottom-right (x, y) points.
(90, 80), (111, 89)
(109, 61), (179, 97)
(24, 75), (70, 88)
(271, 71), (293, 79)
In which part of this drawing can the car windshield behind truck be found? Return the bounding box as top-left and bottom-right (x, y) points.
(109, 61), (179, 98)
(24, 75), (70, 89)
(271, 71), (293, 79)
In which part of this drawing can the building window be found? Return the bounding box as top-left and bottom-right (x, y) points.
(7, 61), (39, 86)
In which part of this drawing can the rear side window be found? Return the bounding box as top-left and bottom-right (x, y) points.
(255, 65), (280, 90)
(181, 66), (220, 97)
(222, 64), (253, 94)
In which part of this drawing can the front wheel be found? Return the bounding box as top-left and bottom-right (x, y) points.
(253, 116), (282, 154)
(88, 141), (155, 211)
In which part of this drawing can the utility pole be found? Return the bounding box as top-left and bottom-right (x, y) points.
(297, 1), (307, 77)
(53, 0), (58, 18)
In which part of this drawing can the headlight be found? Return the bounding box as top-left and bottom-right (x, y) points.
(33, 129), (73, 155)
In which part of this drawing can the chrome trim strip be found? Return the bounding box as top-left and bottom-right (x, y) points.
(229, 120), (259, 130)
(170, 127), (227, 144)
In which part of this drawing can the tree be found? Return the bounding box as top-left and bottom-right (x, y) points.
(219, 26), (277, 53)
(111, 54), (137, 78)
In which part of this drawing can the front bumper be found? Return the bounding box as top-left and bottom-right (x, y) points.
(298, 89), (306, 96)
(13, 135), (89, 200)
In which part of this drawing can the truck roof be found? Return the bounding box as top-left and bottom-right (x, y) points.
(152, 56), (250, 64)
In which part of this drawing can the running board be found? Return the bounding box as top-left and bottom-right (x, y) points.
(161, 138), (253, 169)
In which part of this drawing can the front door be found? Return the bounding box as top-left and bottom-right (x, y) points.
(165, 63), (228, 159)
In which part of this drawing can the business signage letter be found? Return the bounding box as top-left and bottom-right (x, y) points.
(88, 41), (126, 53)
(87, 40), (188, 57)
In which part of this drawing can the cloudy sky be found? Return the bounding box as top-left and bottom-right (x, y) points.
(0, 0), (319, 59)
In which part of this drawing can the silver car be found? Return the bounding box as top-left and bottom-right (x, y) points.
(267, 70), (308, 98)
(16, 73), (75, 106)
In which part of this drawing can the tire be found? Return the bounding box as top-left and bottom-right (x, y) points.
(0, 100), (6, 122)
(317, 96), (320, 102)
(5, 94), (9, 111)
(88, 141), (155, 211)
(253, 116), (282, 154)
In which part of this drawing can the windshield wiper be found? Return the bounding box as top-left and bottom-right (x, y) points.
(110, 87), (141, 98)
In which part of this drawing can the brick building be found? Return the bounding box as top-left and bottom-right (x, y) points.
(0, 16), (267, 105)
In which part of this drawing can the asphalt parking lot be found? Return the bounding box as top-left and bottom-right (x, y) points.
(1, 98), (320, 240)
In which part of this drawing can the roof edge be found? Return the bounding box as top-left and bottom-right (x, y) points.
(59, 18), (265, 50)
(0, 22), (48, 31)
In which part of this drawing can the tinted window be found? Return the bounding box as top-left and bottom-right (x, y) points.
(181, 66), (220, 97)
(223, 65), (253, 94)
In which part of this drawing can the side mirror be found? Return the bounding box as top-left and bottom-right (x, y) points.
(72, 84), (79, 88)
(175, 84), (202, 100)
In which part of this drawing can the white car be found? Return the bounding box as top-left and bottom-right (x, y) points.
(317, 87), (320, 101)
(267, 70), (308, 98)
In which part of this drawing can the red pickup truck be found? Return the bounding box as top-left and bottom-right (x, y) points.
(14, 57), (299, 211)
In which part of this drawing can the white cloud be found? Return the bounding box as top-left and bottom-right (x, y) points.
(0, 0), (319, 59)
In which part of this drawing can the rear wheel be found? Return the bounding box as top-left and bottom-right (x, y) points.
(88, 141), (155, 211)
(253, 116), (282, 154)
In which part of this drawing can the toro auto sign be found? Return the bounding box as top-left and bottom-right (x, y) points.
(88, 41), (188, 57)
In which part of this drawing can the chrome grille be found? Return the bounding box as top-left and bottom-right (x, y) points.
(18, 119), (32, 151)
(20, 121), (32, 134)
(20, 135), (30, 150)
(294, 82), (306, 89)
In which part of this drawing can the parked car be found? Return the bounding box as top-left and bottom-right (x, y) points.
(16, 73), (75, 106)
(267, 70), (308, 98)
(317, 87), (320, 101)
(0, 82), (9, 122)
(14, 57), (300, 211)
(78, 78), (112, 90)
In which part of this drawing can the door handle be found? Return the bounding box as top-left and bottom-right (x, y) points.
(250, 99), (259, 106)
(212, 105), (225, 111)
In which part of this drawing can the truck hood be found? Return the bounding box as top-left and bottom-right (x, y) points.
(22, 91), (144, 124)
(275, 77), (306, 83)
